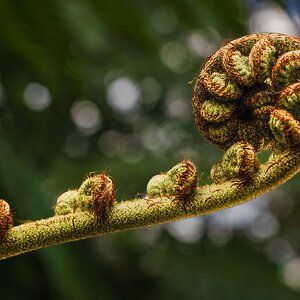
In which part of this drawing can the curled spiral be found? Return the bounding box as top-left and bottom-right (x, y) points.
(0, 199), (13, 241)
(192, 33), (300, 152)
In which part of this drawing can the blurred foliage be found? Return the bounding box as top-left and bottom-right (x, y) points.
(0, 0), (300, 299)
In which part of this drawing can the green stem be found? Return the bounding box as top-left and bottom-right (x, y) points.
(0, 149), (299, 261)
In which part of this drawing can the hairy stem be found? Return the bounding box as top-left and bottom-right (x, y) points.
(2, 33), (300, 261)
(0, 149), (299, 260)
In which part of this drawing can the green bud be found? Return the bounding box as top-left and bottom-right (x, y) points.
(146, 174), (169, 198)
(54, 190), (79, 216)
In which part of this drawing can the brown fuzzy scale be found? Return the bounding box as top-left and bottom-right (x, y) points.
(271, 35), (300, 54)
(211, 141), (259, 184)
(249, 38), (277, 83)
(165, 160), (198, 212)
(200, 100), (235, 123)
(146, 160), (198, 212)
(78, 172), (116, 219)
(222, 49), (254, 86)
(277, 82), (300, 121)
(244, 90), (273, 109)
(206, 119), (239, 149)
(270, 108), (300, 149)
(92, 174), (115, 219)
(234, 142), (260, 178)
(171, 160), (198, 201)
(272, 50), (300, 91)
(0, 199), (13, 242)
(192, 33), (300, 152)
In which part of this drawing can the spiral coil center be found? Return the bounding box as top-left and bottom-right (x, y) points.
(192, 33), (300, 152)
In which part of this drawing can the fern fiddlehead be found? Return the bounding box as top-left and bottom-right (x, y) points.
(192, 33), (300, 183)
(1, 33), (300, 260)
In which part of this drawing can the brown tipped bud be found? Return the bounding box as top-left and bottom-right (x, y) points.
(146, 160), (198, 210)
(270, 108), (300, 148)
(211, 141), (259, 183)
(78, 172), (116, 218)
(167, 160), (198, 201)
(0, 199), (13, 241)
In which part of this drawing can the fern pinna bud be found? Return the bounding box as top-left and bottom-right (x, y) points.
(54, 190), (79, 216)
(0, 199), (13, 241)
(147, 160), (198, 204)
(166, 160), (198, 200)
(192, 33), (300, 152)
(270, 108), (300, 148)
(211, 141), (259, 183)
(78, 172), (116, 218)
(146, 174), (170, 198)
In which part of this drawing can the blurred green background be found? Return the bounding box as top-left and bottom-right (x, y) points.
(1, 0), (300, 299)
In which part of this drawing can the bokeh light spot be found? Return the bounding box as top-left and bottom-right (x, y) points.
(165, 89), (191, 122)
(248, 2), (298, 35)
(23, 82), (52, 111)
(71, 100), (102, 135)
(186, 31), (217, 57)
(161, 41), (189, 73)
(166, 217), (204, 243)
(107, 77), (141, 114)
(281, 258), (300, 290)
